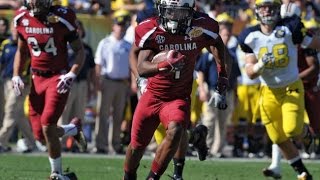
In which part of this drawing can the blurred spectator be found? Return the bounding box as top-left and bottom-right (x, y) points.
(196, 25), (240, 158)
(0, 17), (9, 46)
(91, 0), (111, 14)
(0, 21), (36, 153)
(59, 20), (96, 152)
(0, 0), (23, 10)
(206, 0), (224, 19)
(120, 0), (154, 12)
(93, 10), (131, 154)
(0, 16), (9, 128)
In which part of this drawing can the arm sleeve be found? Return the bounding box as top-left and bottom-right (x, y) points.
(94, 39), (104, 65)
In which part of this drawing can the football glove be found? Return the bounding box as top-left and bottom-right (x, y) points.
(157, 50), (185, 72)
(136, 77), (148, 95)
(252, 53), (275, 73)
(12, 76), (24, 96)
(208, 90), (228, 110)
(207, 75), (228, 110)
(57, 71), (76, 94)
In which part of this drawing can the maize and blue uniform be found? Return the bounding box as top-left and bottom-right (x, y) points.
(238, 16), (306, 144)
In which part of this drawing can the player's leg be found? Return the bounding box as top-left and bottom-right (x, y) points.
(188, 79), (207, 161)
(262, 81), (312, 179)
(262, 144), (282, 179)
(282, 82), (312, 179)
(123, 92), (160, 180)
(40, 78), (70, 175)
(28, 84), (46, 146)
(303, 89), (320, 153)
(146, 98), (190, 180)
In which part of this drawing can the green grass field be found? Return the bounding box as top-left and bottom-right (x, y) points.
(0, 153), (319, 180)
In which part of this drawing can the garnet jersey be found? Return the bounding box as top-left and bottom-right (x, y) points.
(297, 46), (318, 89)
(14, 6), (78, 72)
(135, 12), (220, 99)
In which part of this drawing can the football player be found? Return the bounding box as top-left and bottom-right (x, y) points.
(238, 0), (320, 179)
(262, 2), (320, 178)
(123, 0), (232, 179)
(13, 0), (86, 179)
(129, 5), (209, 179)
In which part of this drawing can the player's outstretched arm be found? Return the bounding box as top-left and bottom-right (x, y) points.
(208, 35), (231, 78)
(69, 37), (85, 75)
(57, 37), (85, 94)
(13, 36), (28, 77)
(12, 36), (28, 96)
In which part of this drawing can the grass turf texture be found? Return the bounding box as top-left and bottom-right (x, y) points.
(0, 154), (319, 180)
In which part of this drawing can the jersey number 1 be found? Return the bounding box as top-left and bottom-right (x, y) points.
(27, 37), (57, 57)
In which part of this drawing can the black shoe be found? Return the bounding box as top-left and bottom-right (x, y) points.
(189, 125), (208, 161)
(49, 171), (77, 180)
(171, 174), (183, 180)
(262, 168), (282, 179)
(167, 174), (183, 180)
(0, 145), (11, 153)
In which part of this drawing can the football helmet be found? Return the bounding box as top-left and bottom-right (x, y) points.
(25, 0), (52, 16)
(157, 0), (195, 34)
(255, 0), (281, 25)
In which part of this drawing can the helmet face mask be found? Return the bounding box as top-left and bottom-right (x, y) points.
(158, 0), (195, 34)
(26, 0), (52, 17)
(255, 0), (281, 25)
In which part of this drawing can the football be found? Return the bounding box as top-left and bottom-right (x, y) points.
(151, 50), (184, 63)
(151, 50), (170, 63)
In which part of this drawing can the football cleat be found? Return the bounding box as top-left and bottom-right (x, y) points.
(168, 174), (183, 180)
(297, 172), (313, 180)
(189, 125), (208, 161)
(262, 168), (282, 179)
(70, 117), (87, 152)
(49, 172), (77, 180)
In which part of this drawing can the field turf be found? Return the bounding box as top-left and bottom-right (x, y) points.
(0, 153), (319, 180)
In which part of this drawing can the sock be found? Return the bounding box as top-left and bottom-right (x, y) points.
(146, 171), (160, 180)
(288, 156), (310, 175)
(173, 158), (185, 177)
(146, 160), (163, 180)
(61, 124), (77, 136)
(123, 171), (137, 180)
(269, 144), (281, 171)
(49, 157), (62, 174)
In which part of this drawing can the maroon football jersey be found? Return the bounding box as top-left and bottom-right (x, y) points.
(135, 12), (220, 99)
(297, 46), (318, 89)
(14, 6), (78, 72)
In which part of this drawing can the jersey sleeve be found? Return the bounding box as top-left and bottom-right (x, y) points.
(94, 39), (105, 65)
(134, 19), (157, 49)
(283, 15), (305, 44)
(53, 6), (79, 42)
(195, 13), (220, 46)
(238, 27), (254, 54)
(13, 9), (28, 40)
